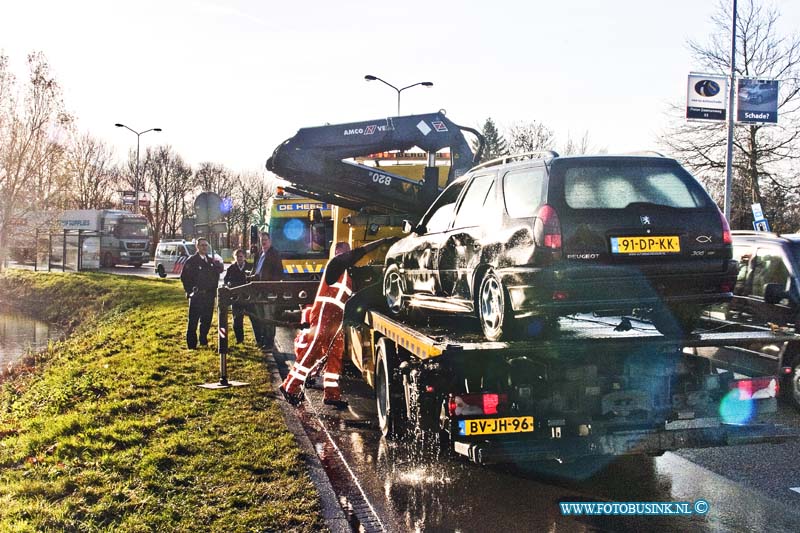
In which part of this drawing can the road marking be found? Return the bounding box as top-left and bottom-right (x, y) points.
(790, 487), (800, 494)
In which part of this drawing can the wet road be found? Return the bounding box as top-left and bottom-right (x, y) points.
(271, 328), (800, 533)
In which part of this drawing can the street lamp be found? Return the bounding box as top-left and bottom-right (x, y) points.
(364, 75), (433, 116)
(115, 123), (162, 213)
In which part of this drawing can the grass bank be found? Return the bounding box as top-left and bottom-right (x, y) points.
(0, 271), (323, 532)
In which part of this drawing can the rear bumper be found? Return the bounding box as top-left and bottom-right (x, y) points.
(452, 415), (797, 465)
(502, 261), (737, 315)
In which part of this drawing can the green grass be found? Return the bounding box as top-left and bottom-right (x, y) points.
(0, 271), (324, 532)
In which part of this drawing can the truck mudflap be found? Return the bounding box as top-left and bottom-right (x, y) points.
(452, 420), (799, 465)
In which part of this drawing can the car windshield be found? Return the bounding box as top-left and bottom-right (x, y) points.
(119, 222), (148, 238)
(560, 161), (710, 209)
(269, 217), (332, 255)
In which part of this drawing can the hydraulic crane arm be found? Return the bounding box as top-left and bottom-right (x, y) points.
(266, 112), (484, 215)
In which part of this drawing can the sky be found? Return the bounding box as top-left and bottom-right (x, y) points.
(2, 0), (799, 176)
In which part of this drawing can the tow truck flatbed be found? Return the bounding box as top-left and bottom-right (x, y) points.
(366, 311), (800, 360)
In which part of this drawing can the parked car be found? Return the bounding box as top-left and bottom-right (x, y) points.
(739, 82), (779, 105)
(383, 152), (737, 340)
(704, 230), (800, 408)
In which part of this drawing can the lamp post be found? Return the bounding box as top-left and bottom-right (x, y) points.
(115, 123), (162, 213)
(364, 75), (433, 116)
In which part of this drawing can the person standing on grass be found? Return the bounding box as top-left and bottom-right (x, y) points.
(223, 248), (249, 344)
(180, 238), (224, 349)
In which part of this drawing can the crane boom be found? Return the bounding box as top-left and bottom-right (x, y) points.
(266, 112), (483, 215)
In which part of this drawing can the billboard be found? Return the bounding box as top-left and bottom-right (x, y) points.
(737, 78), (779, 124)
(686, 74), (728, 121)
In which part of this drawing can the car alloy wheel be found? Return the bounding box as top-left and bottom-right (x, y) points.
(383, 264), (405, 316)
(478, 269), (511, 341)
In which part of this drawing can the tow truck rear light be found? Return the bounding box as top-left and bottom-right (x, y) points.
(720, 281), (733, 293)
(729, 377), (778, 400)
(782, 366), (793, 375)
(448, 393), (509, 416)
(536, 205), (562, 250)
(552, 291), (569, 301)
(718, 209), (732, 245)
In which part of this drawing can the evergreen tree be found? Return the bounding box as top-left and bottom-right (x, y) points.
(473, 118), (508, 163)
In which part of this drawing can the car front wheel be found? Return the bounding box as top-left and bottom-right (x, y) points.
(156, 264), (166, 278)
(478, 269), (513, 341)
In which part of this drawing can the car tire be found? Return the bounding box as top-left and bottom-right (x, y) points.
(477, 269), (514, 341)
(651, 305), (700, 337)
(156, 264), (166, 278)
(375, 338), (406, 439)
(383, 263), (406, 316)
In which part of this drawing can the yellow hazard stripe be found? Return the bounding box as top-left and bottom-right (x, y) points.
(282, 261), (326, 274)
(371, 313), (443, 360)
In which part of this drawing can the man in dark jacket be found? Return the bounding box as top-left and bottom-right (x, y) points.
(248, 232), (283, 349)
(223, 248), (249, 343)
(180, 238), (224, 349)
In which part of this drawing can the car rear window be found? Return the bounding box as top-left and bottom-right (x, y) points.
(561, 161), (709, 209)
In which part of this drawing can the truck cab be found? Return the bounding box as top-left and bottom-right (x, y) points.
(265, 190), (334, 279)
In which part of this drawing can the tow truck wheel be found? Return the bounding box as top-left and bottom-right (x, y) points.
(478, 269), (513, 341)
(156, 264), (166, 278)
(375, 338), (406, 439)
(383, 264), (406, 316)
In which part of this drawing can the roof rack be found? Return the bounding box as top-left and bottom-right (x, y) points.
(470, 150), (559, 171)
(621, 151), (666, 157)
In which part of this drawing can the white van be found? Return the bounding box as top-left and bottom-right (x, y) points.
(154, 240), (221, 278)
(154, 240), (196, 278)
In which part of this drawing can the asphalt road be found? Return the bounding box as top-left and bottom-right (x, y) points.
(270, 327), (800, 533)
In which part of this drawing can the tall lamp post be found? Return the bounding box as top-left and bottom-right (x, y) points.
(364, 75), (433, 116)
(115, 123), (162, 213)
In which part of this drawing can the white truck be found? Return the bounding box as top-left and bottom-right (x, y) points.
(59, 210), (151, 268)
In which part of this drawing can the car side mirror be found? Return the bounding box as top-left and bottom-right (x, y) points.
(402, 220), (416, 234)
(763, 283), (786, 305)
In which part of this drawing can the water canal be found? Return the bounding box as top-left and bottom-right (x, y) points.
(0, 311), (62, 371)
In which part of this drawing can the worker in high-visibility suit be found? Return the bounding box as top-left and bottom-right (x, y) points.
(280, 236), (398, 408)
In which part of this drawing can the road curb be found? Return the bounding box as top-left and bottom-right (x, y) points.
(264, 349), (352, 533)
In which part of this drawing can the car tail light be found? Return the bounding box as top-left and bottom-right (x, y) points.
(448, 393), (508, 416)
(537, 205), (562, 249)
(729, 377), (778, 400)
(718, 209), (732, 245)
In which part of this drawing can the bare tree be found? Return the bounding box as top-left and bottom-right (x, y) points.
(195, 162), (234, 197)
(228, 172), (273, 251)
(66, 132), (116, 208)
(507, 121), (556, 154)
(0, 52), (71, 268)
(661, 0), (800, 230)
(560, 131), (598, 155)
(139, 145), (194, 247)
